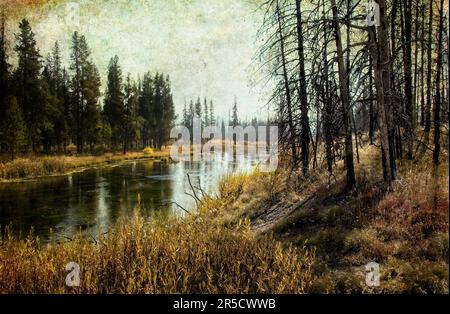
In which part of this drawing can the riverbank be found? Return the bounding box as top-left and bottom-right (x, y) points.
(215, 145), (449, 293)
(0, 182), (315, 293)
(0, 145), (447, 293)
(0, 150), (170, 183)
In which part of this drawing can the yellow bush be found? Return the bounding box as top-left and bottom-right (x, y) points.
(67, 144), (77, 154)
(218, 172), (248, 202)
(143, 147), (154, 155)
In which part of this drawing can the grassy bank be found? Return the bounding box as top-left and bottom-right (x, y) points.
(213, 146), (449, 293)
(0, 150), (170, 182)
(0, 145), (447, 293)
(0, 204), (314, 294)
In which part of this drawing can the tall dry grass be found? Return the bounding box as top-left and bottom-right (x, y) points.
(0, 209), (315, 293)
(0, 150), (169, 181)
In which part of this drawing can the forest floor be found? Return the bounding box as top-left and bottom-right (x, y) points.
(216, 144), (449, 293)
(0, 149), (170, 182)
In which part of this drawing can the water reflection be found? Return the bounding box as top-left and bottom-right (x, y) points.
(0, 153), (255, 240)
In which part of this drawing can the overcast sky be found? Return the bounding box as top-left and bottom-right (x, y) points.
(5, 0), (271, 122)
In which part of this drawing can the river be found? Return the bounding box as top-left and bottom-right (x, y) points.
(0, 153), (255, 240)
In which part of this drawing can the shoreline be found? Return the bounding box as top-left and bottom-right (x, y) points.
(0, 146), (447, 293)
(0, 152), (171, 184)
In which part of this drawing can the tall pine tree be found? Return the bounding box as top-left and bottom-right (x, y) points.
(13, 19), (42, 152)
(103, 55), (124, 149)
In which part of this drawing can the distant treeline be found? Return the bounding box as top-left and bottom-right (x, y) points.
(0, 17), (176, 159)
(181, 96), (270, 141)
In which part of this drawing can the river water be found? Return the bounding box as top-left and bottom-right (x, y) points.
(0, 153), (255, 240)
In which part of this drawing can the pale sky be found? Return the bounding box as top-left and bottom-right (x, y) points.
(5, 0), (271, 121)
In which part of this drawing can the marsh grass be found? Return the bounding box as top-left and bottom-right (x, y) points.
(0, 208), (315, 293)
(0, 150), (169, 181)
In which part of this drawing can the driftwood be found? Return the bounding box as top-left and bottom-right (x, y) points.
(251, 193), (317, 234)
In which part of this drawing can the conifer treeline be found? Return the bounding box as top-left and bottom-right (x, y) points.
(181, 96), (255, 140)
(182, 97), (216, 130)
(0, 17), (176, 158)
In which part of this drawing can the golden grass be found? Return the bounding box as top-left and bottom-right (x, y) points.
(0, 138), (448, 294)
(0, 209), (315, 293)
(209, 144), (449, 293)
(0, 150), (170, 182)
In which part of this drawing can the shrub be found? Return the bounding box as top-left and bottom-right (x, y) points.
(67, 144), (77, 154)
(218, 173), (248, 202)
(310, 228), (347, 257)
(381, 258), (449, 293)
(143, 147), (154, 155)
(309, 270), (364, 294)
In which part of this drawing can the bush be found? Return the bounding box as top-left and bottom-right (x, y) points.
(381, 258), (449, 293)
(310, 228), (347, 257)
(310, 271), (365, 294)
(218, 173), (248, 202)
(143, 147), (154, 155)
(67, 144), (77, 154)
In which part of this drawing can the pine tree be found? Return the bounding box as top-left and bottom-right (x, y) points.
(122, 74), (140, 154)
(160, 75), (175, 148)
(70, 32), (87, 152)
(103, 55), (124, 148)
(0, 10), (8, 106)
(138, 72), (153, 148)
(50, 42), (62, 93)
(0, 11), (10, 150)
(209, 100), (215, 125)
(221, 119), (226, 139)
(188, 99), (195, 141)
(83, 61), (101, 152)
(152, 73), (164, 148)
(40, 64), (59, 153)
(61, 68), (72, 151)
(231, 97), (239, 127)
(188, 99), (194, 126)
(203, 98), (209, 126)
(51, 42), (68, 151)
(182, 102), (188, 126)
(2, 96), (27, 160)
(69, 32), (100, 153)
(195, 97), (202, 118)
(40, 42), (67, 152)
(13, 19), (42, 152)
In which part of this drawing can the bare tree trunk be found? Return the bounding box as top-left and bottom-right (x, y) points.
(276, 0), (298, 166)
(420, 2), (426, 126)
(447, 14), (450, 126)
(322, 2), (333, 176)
(314, 109), (319, 169)
(331, 0), (356, 189)
(402, 0), (414, 159)
(413, 0), (420, 125)
(295, 0), (310, 175)
(433, 0), (445, 165)
(368, 0), (396, 184)
(369, 52), (375, 144)
(424, 0), (433, 139)
(352, 109), (360, 164)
